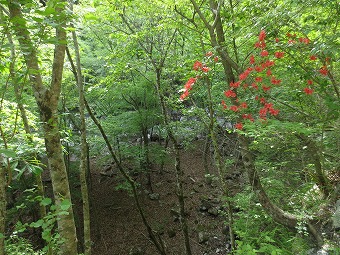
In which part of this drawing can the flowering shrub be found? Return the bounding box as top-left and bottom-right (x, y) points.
(180, 30), (333, 130)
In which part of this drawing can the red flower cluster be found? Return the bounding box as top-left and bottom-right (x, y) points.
(230, 105), (238, 112)
(250, 55), (255, 64)
(239, 68), (252, 81)
(258, 101), (279, 120)
(274, 52), (284, 58)
(270, 76), (281, 85)
(260, 50), (269, 57)
(193, 60), (203, 71)
(304, 87), (314, 95)
(180, 77), (197, 100)
(221, 100), (227, 109)
(299, 37), (310, 44)
(234, 122), (243, 130)
(180, 51), (220, 100)
(230, 81), (241, 88)
(224, 90), (237, 98)
(242, 113), (254, 122)
(319, 66), (328, 76)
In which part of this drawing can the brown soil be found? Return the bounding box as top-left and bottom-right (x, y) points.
(88, 141), (234, 255)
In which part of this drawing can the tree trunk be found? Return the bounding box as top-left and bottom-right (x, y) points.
(205, 77), (236, 249)
(71, 23), (91, 254)
(8, 1), (78, 254)
(0, 163), (6, 255)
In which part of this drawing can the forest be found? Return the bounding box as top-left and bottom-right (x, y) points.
(0, 0), (339, 254)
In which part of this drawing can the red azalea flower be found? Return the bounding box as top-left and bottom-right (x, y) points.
(262, 60), (275, 68)
(265, 103), (273, 109)
(251, 83), (259, 90)
(193, 61), (203, 71)
(269, 108), (279, 116)
(259, 30), (266, 41)
(255, 41), (266, 49)
(304, 87), (314, 95)
(274, 51), (284, 58)
(184, 77), (196, 90)
(288, 39), (296, 44)
(242, 114), (254, 122)
(235, 122), (243, 130)
(307, 80), (313, 85)
(299, 37), (310, 44)
(259, 107), (268, 118)
(260, 97), (266, 104)
(230, 105), (238, 112)
(286, 32), (292, 38)
(201, 66), (210, 73)
(250, 55), (255, 64)
(266, 69), (272, 76)
(255, 65), (264, 72)
(262, 85), (271, 92)
(240, 102), (248, 108)
(214, 56), (219, 62)
(224, 90), (237, 98)
(221, 100), (227, 109)
(206, 51), (213, 57)
(271, 76), (282, 85)
(275, 37), (280, 43)
(261, 50), (269, 57)
(255, 77), (263, 83)
(319, 66), (328, 76)
(180, 90), (190, 100)
(230, 81), (241, 88)
(239, 72), (249, 81)
(310, 55), (317, 60)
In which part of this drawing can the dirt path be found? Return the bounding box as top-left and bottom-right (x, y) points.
(89, 141), (232, 255)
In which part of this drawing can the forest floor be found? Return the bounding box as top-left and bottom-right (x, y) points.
(83, 140), (241, 255)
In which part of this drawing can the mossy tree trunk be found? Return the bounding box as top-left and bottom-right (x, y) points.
(0, 163), (5, 255)
(70, 17), (91, 254)
(8, 1), (78, 254)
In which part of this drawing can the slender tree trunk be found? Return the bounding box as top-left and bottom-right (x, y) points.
(203, 136), (211, 175)
(0, 163), (5, 255)
(206, 77), (235, 249)
(8, 2), (78, 254)
(71, 25), (91, 255)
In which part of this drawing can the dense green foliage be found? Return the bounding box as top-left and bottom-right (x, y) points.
(0, 0), (339, 254)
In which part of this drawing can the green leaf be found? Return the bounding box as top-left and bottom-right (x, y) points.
(0, 149), (17, 158)
(60, 199), (71, 211)
(30, 219), (44, 228)
(44, 6), (56, 15)
(29, 164), (43, 175)
(84, 13), (98, 21)
(42, 229), (52, 242)
(40, 197), (52, 206)
(0, 233), (4, 239)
